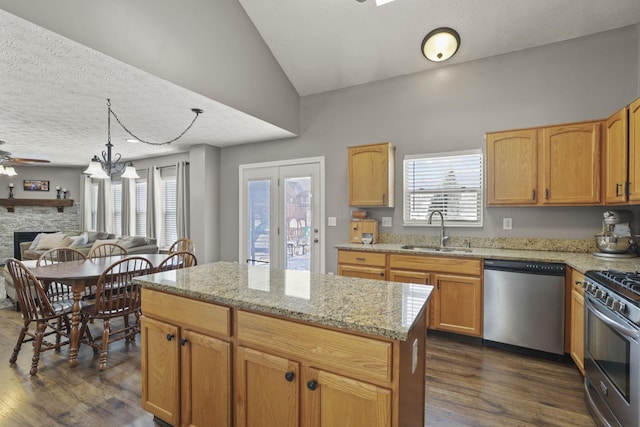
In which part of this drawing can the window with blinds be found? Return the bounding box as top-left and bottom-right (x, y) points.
(112, 183), (122, 235)
(162, 177), (177, 247)
(403, 149), (483, 227)
(136, 180), (147, 237)
(90, 183), (98, 231)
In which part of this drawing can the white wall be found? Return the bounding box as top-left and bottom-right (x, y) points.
(218, 26), (640, 272)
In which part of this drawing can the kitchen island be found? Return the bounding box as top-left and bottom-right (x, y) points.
(134, 261), (432, 427)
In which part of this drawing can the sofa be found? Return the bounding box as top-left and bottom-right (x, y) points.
(4, 231), (159, 308)
(19, 231), (158, 260)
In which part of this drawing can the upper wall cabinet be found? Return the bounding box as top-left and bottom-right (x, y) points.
(486, 120), (603, 206)
(348, 142), (395, 207)
(604, 106), (629, 204)
(628, 98), (640, 202)
(486, 129), (539, 205)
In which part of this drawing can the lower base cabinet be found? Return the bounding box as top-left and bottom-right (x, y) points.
(141, 288), (232, 427)
(141, 288), (426, 427)
(570, 270), (585, 375)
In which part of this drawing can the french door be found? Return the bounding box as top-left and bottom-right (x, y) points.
(239, 158), (324, 273)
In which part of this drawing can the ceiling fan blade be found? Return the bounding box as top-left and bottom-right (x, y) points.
(10, 157), (51, 164)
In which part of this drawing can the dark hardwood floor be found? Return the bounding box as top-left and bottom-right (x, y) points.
(0, 304), (595, 426)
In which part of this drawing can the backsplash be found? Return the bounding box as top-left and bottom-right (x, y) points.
(379, 233), (596, 253)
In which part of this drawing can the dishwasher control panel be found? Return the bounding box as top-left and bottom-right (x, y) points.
(484, 259), (565, 275)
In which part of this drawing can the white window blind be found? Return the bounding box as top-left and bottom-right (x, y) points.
(162, 177), (177, 247)
(112, 183), (122, 236)
(403, 149), (483, 227)
(136, 180), (147, 237)
(90, 183), (98, 231)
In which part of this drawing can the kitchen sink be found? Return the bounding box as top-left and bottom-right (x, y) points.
(400, 244), (472, 253)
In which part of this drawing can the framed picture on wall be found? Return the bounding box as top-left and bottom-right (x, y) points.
(23, 180), (50, 191)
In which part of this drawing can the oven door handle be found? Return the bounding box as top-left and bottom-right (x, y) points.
(588, 300), (640, 340)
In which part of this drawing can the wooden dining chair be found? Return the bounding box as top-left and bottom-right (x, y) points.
(37, 247), (88, 300)
(79, 256), (153, 370)
(168, 238), (195, 254)
(155, 251), (198, 273)
(6, 258), (73, 375)
(87, 243), (128, 258)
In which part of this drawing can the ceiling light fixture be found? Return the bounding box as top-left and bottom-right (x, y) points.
(84, 99), (203, 179)
(421, 27), (460, 62)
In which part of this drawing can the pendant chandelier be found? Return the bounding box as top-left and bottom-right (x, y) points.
(84, 99), (203, 179)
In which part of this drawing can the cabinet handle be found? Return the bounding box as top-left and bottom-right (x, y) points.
(532, 189), (536, 201)
(545, 189), (549, 200)
(307, 380), (318, 391)
(616, 183), (622, 197)
(166, 334), (174, 341)
(285, 371), (295, 382)
(180, 338), (188, 346)
(356, 257), (366, 261)
(379, 272), (384, 277)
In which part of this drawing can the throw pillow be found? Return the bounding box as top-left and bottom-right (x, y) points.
(28, 232), (61, 250)
(75, 232), (89, 247)
(61, 235), (86, 248)
(116, 236), (147, 249)
(35, 233), (66, 250)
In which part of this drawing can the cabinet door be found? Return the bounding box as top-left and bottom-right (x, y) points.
(629, 98), (640, 201)
(182, 330), (231, 427)
(486, 129), (539, 205)
(338, 264), (386, 280)
(236, 347), (300, 427)
(541, 122), (602, 204)
(141, 317), (181, 427)
(306, 368), (391, 427)
(604, 107), (629, 204)
(348, 143), (394, 207)
(432, 274), (482, 336)
(570, 271), (585, 375)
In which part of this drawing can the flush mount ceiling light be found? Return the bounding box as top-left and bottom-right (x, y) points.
(421, 27), (460, 62)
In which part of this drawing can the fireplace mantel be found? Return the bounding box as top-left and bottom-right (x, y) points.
(0, 198), (74, 212)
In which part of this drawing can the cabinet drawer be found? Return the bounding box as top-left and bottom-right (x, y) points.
(389, 254), (481, 276)
(141, 288), (231, 338)
(338, 250), (386, 267)
(237, 311), (392, 383)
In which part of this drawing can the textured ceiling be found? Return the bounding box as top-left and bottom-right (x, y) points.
(0, 9), (296, 168)
(1, 2), (640, 169)
(238, 0), (640, 96)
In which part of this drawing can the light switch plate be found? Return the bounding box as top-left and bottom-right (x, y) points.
(328, 217), (337, 226)
(381, 217), (392, 227)
(503, 218), (512, 230)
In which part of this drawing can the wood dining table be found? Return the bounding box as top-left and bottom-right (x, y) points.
(28, 253), (168, 367)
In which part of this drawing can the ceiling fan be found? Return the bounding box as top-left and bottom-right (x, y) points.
(0, 148), (50, 176)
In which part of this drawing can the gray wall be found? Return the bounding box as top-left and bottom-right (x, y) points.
(0, 0), (300, 133)
(219, 25), (640, 273)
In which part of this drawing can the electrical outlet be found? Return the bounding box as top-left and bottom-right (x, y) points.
(328, 217), (337, 226)
(503, 218), (512, 230)
(382, 217), (392, 227)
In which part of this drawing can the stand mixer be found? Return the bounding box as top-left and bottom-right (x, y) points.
(594, 210), (638, 258)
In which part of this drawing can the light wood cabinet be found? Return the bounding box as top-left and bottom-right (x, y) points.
(338, 249), (387, 280)
(604, 107), (629, 204)
(486, 129), (539, 205)
(629, 98), (640, 201)
(141, 289), (232, 427)
(486, 120), (603, 206)
(569, 270), (585, 376)
(541, 121), (602, 205)
(236, 310), (425, 427)
(389, 254), (482, 337)
(348, 142), (395, 207)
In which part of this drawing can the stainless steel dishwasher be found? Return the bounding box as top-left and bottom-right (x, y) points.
(483, 259), (566, 357)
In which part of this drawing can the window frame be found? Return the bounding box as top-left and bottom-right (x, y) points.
(402, 149), (484, 228)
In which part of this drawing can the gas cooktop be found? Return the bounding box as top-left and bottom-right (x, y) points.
(584, 270), (640, 324)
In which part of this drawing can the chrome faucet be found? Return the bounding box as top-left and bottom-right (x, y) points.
(428, 210), (449, 248)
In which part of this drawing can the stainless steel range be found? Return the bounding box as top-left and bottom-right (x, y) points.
(583, 270), (640, 427)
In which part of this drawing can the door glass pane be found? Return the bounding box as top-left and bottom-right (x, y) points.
(247, 179), (271, 266)
(284, 176), (311, 271)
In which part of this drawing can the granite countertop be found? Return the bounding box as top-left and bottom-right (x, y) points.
(335, 243), (640, 273)
(134, 261), (432, 341)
